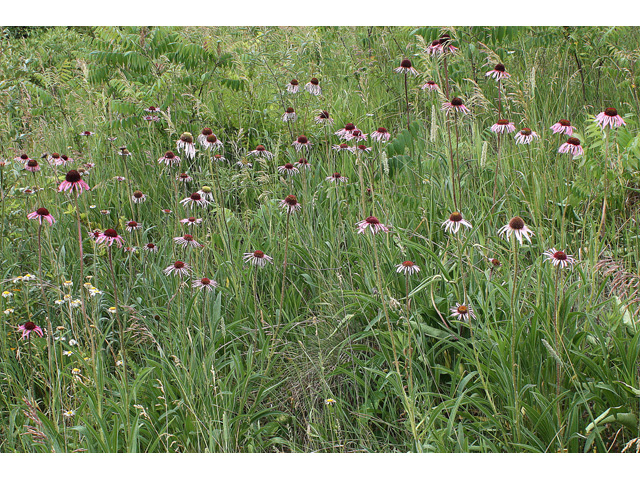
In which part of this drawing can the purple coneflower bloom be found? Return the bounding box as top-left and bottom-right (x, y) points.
(15, 154), (31, 164)
(394, 59), (419, 76)
(180, 192), (210, 209)
(193, 277), (217, 291)
(243, 250), (273, 267)
(422, 80), (439, 91)
(144, 243), (158, 252)
(248, 145), (273, 159)
(202, 134), (223, 151)
(180, 216), (203, 227)
(158, 151), (181, 166)
(292, 135), (312, 152)
(278, 163), (300, 176)
(280, 195), (302, 215)
(498, 216), (534, 245)
(24, 159), (40, 172)
(174, 234), (201, 248)
(176, 132), (196, 160)
(177, 173), (192, 183)
(315, 110), (333, 125)
(550, 119), (574, 136)
(333, 143), (355, 153)
(442, 97), (470, 115)
(442, 212), (472, 234)
(491, 119), (516, 134)
(125, 220), (142, 232)
(287, 79), (299, 94)
(355, 145), (371, 153)
(326, 172), (347, 183)
(97, 228), (124, 248)
(79, 131), (95, 137)
(59, 170), (90, 195)
(132, 191), (147, 203)
(282, 107), (297, 122)
(595, 107), (626, 129)
(558, 137), (584, 157)
(197, 128), (213, 146)
(485, 63), (510, 81)
(335, 123), (357, 139)
(27, 207), (55, 225)
(371, 127), (391, 143)
(144, 106), (161, 113)
(296, 158), (311, 170)
(164, 260), (192, 277)
(396, 261), (420, 275)
(543, 248), (576, 269)
(514, 128), (539, 145)
(305, 78), (321, 95)
(356, 216), (389, 235)
(19, 321), (44, 339)
(450, 303), (476, 322)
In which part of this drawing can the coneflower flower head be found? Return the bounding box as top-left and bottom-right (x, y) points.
(197, 128), (213, 146)
(498, 216), (534, 245)
(193, 277), (218, 291)
(491, 119), (516, 134)
(514, 128), (539, 145)
(346, 129), (367, 142)
(394, 58), (419, 76)
(19, 321), (44, 339)
(333, 143), (355, 153)
(280, 194), (302, 214)
(278, 163), (300, 175)
(315, 110), (333, 125)
(356, 216), (390, 235)
(27, 207), (55, 225)
(305, 78), (321, 95)
(287, 79), (299, 94)
(296, 158), (311, 170)
(158, 151), (181, 166)
(396, 260), (420, 275)
(326, 172), (347, 183)
(59, 170), (90, 195)
(292, 135), (312, 151)
(595, 107), (626, 129)
(335, 123), (357, 139)
(558, 137), (584, 157)
(164, 260), (192, 277)
(422, 80), (439, 91)
(177, 132), (196, 159)
(25, 159), (40, 172)
(543, 248), (576, 269)
(442, 212), (472, 234)
(180, 192), (209, 208)
(126, 220), (142, 232)
(550, 119), (574, 136)
(282, 107), (297, 122)
(450, 303), (476, 322)
(174, 234), (201, 248)
(243, 250), (273, 267)
(203, 134), (223, 150)
(442, 97), (470, 115)
(486, 63), (510, 80)
(132, 190), (147, 203)
(248, 145), (274, 159)
(97, 228), (124, 247)
(371, 127), (391, 142)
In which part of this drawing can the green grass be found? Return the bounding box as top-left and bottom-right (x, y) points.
(1, 25), (640, 453)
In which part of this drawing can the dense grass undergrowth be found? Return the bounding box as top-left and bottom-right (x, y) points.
(2, 25), (640, 452)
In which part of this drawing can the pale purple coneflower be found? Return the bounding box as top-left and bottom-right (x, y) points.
(346, 129), (367, 142)
(158, 151), (181, 166)
(79, 131), (95, 137)
(176, 132), (196, 160)
(132, 190), (147, 204)
(193, 277), (217, 291)
(485, 63), (510, 81)
(498, 216), (534, 245)
(326, 172), (347, 183)
(202, 134), (223, 151)
(164, 260), (192, 277)
(236, 160), (253, 168)
(514, 128), (539, 145)
(125, 220), (142, 232)
(438, 34), (458, 54)
(335, 123), (357, 139)
(118, 147), (131, 157)
(248, 145), (273, 159)
(296, 158), (311, 170)
(282, 107), (297, 122)
(286, 79), (299, 94)
(180, 216), (202, 227)
(177, 173), (192, 183)
(59, 170), (90, 194)
(356, 216), (390, 235)
(278, 163), (300, 176)
(558, 137), (584, 157)
(97, 228), (124, 248)
(550, 119), (574, 136)
(180, 192), (210, 209)
(143, 115), (160, 122)
(595, 107), (626, 129)
(197, 128), (213, 146)
(491, 119), (516, 134)
(394, 59), (419, 76)
(543, 248), (576, 269)
(27, 207), (55, 225)
(143, 243), (158, 252)
(114, 176), (126, 182)
(441, 97), (470, 115)
(421, 80), (439, 91)
(396, 261), (420, 275)
(292, 135), (312, 151)
(450, 303), (476, 322)
(48, 153), (64, 165)
(442, 212), (472, 234)
(427, 39), (444, 56)
(15, 154), (31, 164)
(24, 159), (40, 172)
(355, 144), (371, 154)
(197, 187), (214, 202)
(305, 78), (321, 95)
(371, 127), (391, 143)
(243, 250), (273, 267)
(19, 321), (44, 339)
(333, 143), (355, 153)
(280, 195), (302, 215)
(174, 234), (201, 248)
(144, 106), (161, 113)
(89, 229), (102, 242)
(315, 110), (333, 125)
(213, 154), (227, 163)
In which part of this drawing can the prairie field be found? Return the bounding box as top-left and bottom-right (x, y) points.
(2, 26), (640, 453)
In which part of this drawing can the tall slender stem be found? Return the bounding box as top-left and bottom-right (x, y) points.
(511, 238), (521, 445)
